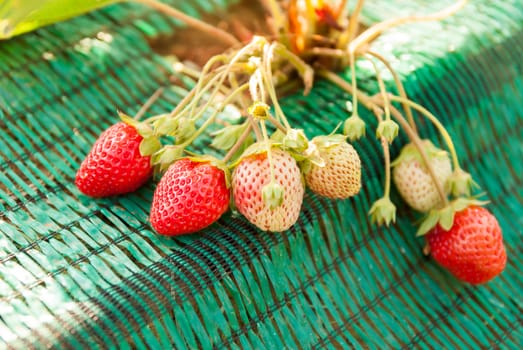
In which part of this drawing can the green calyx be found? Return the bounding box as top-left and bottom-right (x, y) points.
(416, 198), (489, 236)
(262, 182), (285, 209)
(376, 119), (399, 143)
(119, 111), (154, 138)
(445, 168), (479, 197)
(300, 133), (349, 173)
(229, 140), (277, 168)
(282, 128), (309, 153)
(391, 139), (448, 168)
(151, 145), (184, 173)
(119, 112), (162, 158)
(311, 133), (347, 149)
(369, 196), (397, 226)
(343, 115), (366, 141)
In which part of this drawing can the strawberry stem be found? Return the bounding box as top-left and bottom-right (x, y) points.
(388, 95), (461, 171)
(260, 0), (288, 44)
(262, 43), (291, 130)
(223, 122), (253, 163)
(304, 0), (317, 50)
(260, 120), (276, 185)
(366, 50), (417, 134)
(338, 0), (365, 49)
(348, 0), (467, 54)
(134, 87), (164, 120)
(365, 55), (391, 122)
(349, 51), (359, 119)
(181, 83), (250, 149)
(382, 137), (392, 198)
(133, 0), (240, 47)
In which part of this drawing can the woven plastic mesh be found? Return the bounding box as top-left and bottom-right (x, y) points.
(0, 0), (521, 348)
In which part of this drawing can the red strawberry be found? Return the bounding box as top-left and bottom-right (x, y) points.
(427, 206), (506, 284)
(232, 148), (304, 232)
(75, 122), (152, 197)
(150, 158), (230, 235)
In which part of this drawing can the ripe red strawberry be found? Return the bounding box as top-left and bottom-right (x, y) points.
(304, 136), (361, 199)
(75, 122), (152, 197)
(427, 206), (506, 284)
(232, 148), (304, 232)
(392, 140), (451, 212)
(150, 158), (230, 235)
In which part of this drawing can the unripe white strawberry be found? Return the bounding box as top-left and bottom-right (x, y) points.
(232, 147), (304, 232)
(392, 140), (452, 212)
(304, 135), (361, 199)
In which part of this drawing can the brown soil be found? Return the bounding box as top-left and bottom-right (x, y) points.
(148, 0), (270, 66)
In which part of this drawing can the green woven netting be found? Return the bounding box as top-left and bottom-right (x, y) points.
(0, 0), (521, 348)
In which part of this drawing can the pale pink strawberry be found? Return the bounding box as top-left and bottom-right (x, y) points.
(392, 140), (451, 212)
(304, 136), (361, 199)
(232, 148), (304, 232)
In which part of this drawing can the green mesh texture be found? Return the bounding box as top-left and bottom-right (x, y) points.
(0, 0), (521, 348)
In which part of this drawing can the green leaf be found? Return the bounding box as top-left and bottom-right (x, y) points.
(438, 206), (455, 231)
(210, 123), (248, 150)
(0, 0), (120, 39)
(152, 146), (183, 170)
(416, 210), (441, 236)
(270, 129), (286, 143)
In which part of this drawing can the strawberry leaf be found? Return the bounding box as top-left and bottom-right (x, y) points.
(438, 206), (455, 231)
(210, 123), (248, 150)
(119, 111), (153, 137)
(416, 210), (441, 236)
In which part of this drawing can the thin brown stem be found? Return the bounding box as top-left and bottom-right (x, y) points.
(260, 0), (287, 40)
(366, 49), (417, 133)
(347, 0), (366, 42)
(133, 0), (240, 47)
(381, 137), (391, 197)
(134, 87), (164, 120)
(223, 123), (252, 163)
(348, 0), (467, 53)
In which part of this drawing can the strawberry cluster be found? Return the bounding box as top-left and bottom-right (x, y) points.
(75, 0), (506, 285)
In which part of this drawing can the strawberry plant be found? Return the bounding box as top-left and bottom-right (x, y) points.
(75, 0), (507, 284)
